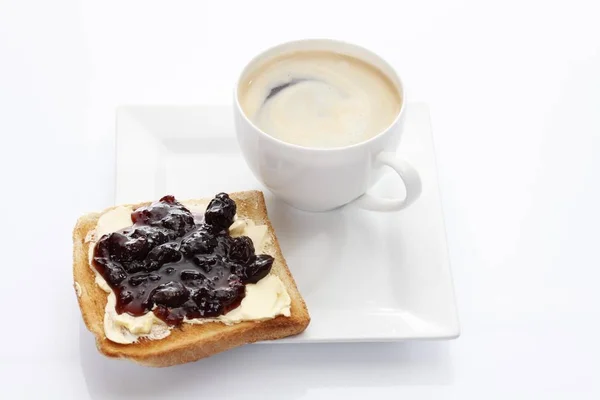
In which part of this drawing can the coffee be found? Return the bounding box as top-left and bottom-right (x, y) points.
(238, 51), (402, 149)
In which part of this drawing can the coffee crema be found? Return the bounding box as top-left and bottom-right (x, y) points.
(238, 51), (402, 149)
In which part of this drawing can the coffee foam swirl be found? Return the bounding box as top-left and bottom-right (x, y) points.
(239, 51), (401, 148)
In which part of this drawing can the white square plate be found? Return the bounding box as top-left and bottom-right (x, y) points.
(115, 103), (460, 342)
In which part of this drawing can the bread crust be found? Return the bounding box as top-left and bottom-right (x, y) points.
(73, 191), (310, 367)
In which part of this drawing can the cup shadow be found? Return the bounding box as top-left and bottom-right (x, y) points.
(264, 195), (348, 297)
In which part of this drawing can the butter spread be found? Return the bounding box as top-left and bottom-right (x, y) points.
(83, 201), (291, 344)
(185, 274), (291, 325)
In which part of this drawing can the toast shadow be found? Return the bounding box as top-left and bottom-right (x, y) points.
(80, 322), (454, 399)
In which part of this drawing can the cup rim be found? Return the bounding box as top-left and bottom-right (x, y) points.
(233, 38), (405, 153)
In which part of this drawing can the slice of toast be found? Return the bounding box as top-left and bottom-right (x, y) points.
(73, 190), (310, 367)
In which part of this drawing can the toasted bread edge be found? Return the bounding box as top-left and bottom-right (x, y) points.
(73, 191), (310, 367)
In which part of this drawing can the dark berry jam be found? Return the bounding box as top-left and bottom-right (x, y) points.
(92, 193), (274, 326)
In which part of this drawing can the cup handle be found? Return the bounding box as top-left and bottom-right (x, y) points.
(354, 152), (422, 211)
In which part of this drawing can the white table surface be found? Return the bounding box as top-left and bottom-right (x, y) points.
(1, 1), (599, 398)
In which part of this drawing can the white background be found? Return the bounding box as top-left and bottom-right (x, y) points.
(1, 0), (599, 398)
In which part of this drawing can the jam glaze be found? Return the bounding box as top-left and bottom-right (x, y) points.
(93, 194), (274, 326)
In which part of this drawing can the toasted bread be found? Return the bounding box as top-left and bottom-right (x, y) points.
(73, 191), (310, 367)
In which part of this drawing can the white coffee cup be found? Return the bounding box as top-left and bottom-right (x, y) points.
(233, 39), (421, 212)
